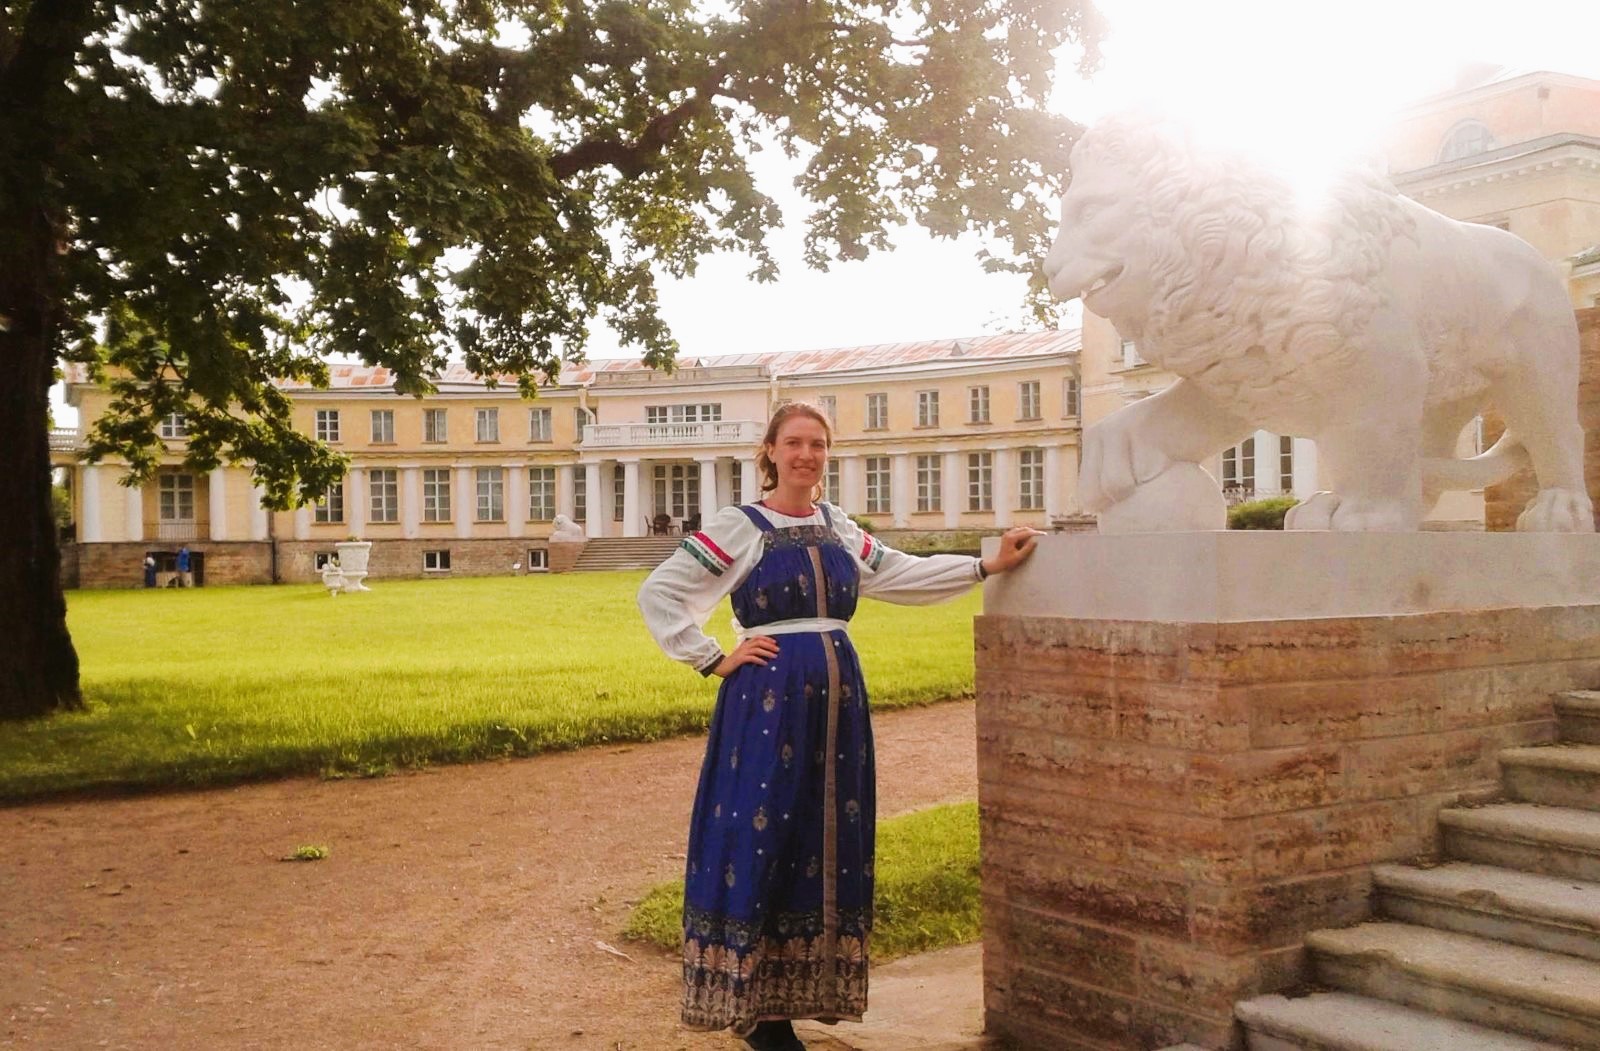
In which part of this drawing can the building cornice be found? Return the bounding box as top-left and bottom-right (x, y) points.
(1393, 70), (1598, 119)
(1392, 135), (1600, 198)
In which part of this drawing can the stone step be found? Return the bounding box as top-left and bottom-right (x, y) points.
(1307, 922), (1600, 1047)
(1439, 804), (1600, 881)
(1236, 991), (1568, 1050)
(1373, 861), (1600, 961)
(1558, 692), (1600, 745)
(1500, 744), (1600, 811)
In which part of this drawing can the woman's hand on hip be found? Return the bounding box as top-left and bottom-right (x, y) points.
(981, 526), (1045, 577)
(713, 635), (780, 678)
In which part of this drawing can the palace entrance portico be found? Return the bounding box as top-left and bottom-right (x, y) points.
(577, 420), (763, 538)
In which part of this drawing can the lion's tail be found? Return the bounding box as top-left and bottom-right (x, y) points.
(1422, 431), (1530, 492)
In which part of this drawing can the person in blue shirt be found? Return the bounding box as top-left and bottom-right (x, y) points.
(176, 546), (192, 587)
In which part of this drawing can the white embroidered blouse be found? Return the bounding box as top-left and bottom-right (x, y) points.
(637, 502), (985, 675)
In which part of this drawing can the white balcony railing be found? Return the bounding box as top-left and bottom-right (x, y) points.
(49, 427), (81, 452)
(582, 420), (763, 449)
(155, 521), (200, 541)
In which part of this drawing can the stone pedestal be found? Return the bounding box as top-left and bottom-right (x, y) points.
(975, 532), (1600, 1050)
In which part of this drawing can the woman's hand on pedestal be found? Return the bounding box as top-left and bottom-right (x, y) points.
(981, 526), (1044, 577)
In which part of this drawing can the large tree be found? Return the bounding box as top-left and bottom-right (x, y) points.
(0, 0), (1102, 719)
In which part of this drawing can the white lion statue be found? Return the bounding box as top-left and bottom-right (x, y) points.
(549, 513), (586, 541)
(1046, 112), (1594, 533)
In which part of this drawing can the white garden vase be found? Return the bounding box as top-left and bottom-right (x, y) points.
(334, 541), (372, 592)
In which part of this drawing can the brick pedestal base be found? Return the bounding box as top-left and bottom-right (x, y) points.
(975, 533), (1600, 1050)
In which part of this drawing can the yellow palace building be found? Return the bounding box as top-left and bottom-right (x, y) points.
(53, 331), (1081, 587)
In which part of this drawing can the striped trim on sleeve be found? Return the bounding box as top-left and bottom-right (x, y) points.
(681, 531), (735, 577)
(858, 533), (885, 572)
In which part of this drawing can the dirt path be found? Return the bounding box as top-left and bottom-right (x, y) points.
(0, 701), (978, 1051)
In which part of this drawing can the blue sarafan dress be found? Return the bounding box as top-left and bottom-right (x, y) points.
(638, 502), (985, 1033)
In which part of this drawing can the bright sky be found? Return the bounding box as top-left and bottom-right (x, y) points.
(587, 0), (1600, 362)
(53, 0), (1600, 422)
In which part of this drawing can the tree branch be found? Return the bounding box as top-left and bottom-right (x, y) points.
(549, 73), (724, 180)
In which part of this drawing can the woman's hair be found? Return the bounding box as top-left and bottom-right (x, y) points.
(756, 401), (833, 495)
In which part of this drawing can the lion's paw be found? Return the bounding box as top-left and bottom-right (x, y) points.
(1284, 491), (1338, 530)
(1517, 488), (1597, 533)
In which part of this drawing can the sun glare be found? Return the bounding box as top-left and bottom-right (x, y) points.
(1058, 0), (1600, 181)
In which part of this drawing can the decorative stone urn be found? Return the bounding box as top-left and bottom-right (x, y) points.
(333, 540), (372, 592)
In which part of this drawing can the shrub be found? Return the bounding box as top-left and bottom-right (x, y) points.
(1227, 495), (1298, 530)
(849, 514), (876, 535)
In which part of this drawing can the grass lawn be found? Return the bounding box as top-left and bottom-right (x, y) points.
(0, 573), (979, 800)
(623, 802), (981, 961)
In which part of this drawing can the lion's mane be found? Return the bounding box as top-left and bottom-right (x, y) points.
(1073, 114), (1417, 413)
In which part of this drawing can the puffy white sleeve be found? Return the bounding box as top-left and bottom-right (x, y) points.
(829, 504), (984, 605)
(637, 506), (765, 676)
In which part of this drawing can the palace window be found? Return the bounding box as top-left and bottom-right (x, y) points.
(1063, 377), (1081, 418)
(1018, 448), (1044, 510)
(370, 409), (395, 443)
(527, 548), (549, 572)
(159, 412), (189, 440)
(314, 481), (344, 524)
(916, 455), (942, 513)
(817, 395), (836, 423)
(158, 473), (195, 522)
(422, 468), (451, 522)
(1120, 339), (1145, 369)
(573, 469), (587, 522)
(1018, 380), (1041, 420)
(824, 460), (840, 506)
(529, 407), (552, 442)
(423, 549), (451, 572)
(1279, 435), (1294, 493)
(1438, 120), (1496, 163)
(651, 464), (700, 519)
(968, 386), (990, 424)
(916, 390), (940, 428)
(528, 467), (556, 521)
(475, 467), (504, 522)
(865, 393), (888, 430)
(967, 452), (993, 512)
(613, 463), (625, 522)
(315, 409), (341, 443)
(645, 404), (722, 424)
(423, 408), (448, 443)
(475, 407), (500, 443)
(369, 469), (398, 523)
(1222, 437), (1256, 494)
(865, 457), (891, 514)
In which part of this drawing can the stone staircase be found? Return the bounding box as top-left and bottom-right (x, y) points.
(1234, 690), (1600, 1050)
(569, 536), (681, 572)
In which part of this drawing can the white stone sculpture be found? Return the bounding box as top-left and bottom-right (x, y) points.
(320, 558), (345, 596)
(1045, 111), (1595, 533)
(334, 539), (372, 591)
(550, 513), (586, 541)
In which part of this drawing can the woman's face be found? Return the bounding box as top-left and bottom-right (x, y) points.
(768, 414), (830, 491)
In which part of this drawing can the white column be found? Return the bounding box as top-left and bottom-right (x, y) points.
(840, 456), (864, 515)
(943, 451), (962, 528)
(293, 506), (311, 540)
(740, 459), (760, 506)
(208, 467), (229, 541)
(81, 465), (102, 543)
(345, 466), (364, 538)
(1293, 436), (1318, 498)
(505, 463), (525, 538)
(584, 461), (604, 538)
(1044, 445), (1065, 520)
(622, 460), (642, 537)
(993, 448), (1013, 528)
(455, 465), (473, 539)
(124, 478), (144, 542)
(557, 464), (576, 520)
(401, 467), (421, 539)
(716, 459), (734, 511)
(697, 458), (719, 524)
(890, 454), (911, 528)
(251, 484), (269, 541)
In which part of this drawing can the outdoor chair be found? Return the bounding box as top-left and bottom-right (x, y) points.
(650, 514), (673, 536)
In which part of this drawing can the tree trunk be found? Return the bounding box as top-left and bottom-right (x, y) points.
(0, 201), (83, 720)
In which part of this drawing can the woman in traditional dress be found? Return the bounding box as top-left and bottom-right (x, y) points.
(639, 401), (1039, 1050)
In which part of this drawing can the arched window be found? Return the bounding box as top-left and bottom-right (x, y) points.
(1438, 120), (1496, 163)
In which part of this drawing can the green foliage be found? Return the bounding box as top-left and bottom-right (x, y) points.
(50, 486), (72, 530)
(624, 802), (979, 960)
(1227, 496), (1299, 530)
(10, 1), (1105, 508)
(283, 845), (330, 862)
(0, 573), (978, 800)
(848, 514), (876, 535)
